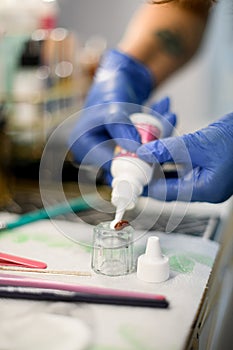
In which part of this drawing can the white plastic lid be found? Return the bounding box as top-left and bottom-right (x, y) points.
(137, 236), (169, 283)
(130, 113), (163, 135)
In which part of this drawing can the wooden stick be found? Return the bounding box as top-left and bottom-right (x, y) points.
(0, 265), (91, 277)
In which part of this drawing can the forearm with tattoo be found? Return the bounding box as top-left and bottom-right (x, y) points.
(119, 2), (212, 84)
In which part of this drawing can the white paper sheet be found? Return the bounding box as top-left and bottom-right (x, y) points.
(0, 216), (219, 350)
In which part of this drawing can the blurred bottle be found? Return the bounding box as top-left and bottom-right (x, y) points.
(42, 27), (82, 119)
(9, 36), (49, 160)
(0, 0), (58, 35)
(38, 0), (58, 32)
(0, 0), (58, 104)
(12, 38), (44, 126)
(78, 35), (107, 78)
(76, 35), (107, 101)
(0, 104), (13, 207)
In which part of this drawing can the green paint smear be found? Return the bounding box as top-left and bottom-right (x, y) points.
(169, 251), (214, 273)
(82, 245), (92, 253)
(12, 231), (75, 249)
(11, 231), (93, 253)
(169, 255), (195, 273)
(136, 244), (214, 274)
(88, 324), (151, 350)
(13, 233), (29, 244)
(88, 346), (130, 350)
(188, 253), (213, 267)
(120, 325), (153, 350)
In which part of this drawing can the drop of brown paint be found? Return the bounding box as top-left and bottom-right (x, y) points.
(114, 220), (130, 231)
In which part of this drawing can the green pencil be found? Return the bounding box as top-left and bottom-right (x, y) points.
(0, 194), (97, 231)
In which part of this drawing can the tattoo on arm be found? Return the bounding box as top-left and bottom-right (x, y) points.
(155, 30), (185, 57)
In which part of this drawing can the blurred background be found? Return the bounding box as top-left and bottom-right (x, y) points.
(0, 0), (232, 215)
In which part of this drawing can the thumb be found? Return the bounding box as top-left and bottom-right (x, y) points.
(147, 175), (196, 202)
(150, 96), (170, 114)
(136, 135), (193, 167)
(161, 112), (177, 138)
(149, 97), (177, 137)
(105, 108), (141, 152)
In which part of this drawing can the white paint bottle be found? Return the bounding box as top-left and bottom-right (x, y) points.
(110, 112), (164, 225)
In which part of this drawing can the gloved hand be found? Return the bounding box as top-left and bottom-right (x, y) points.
(137, 113), (233, 203)
(69, 49), (176, 175)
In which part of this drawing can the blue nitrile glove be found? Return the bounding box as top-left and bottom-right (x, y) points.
(69, 49), (176, 174)
(137, 113), (233, 203)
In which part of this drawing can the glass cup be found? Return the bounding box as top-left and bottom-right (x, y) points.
(91, 221), (135, 276)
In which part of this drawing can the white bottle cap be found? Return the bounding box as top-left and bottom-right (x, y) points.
(137, 236), (169, 283)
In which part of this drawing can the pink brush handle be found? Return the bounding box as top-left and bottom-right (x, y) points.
(0, 252), (47, 269)
(0, 274), (166, 301)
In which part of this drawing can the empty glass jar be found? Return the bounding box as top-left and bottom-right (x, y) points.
(91, 221), (135, 276)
